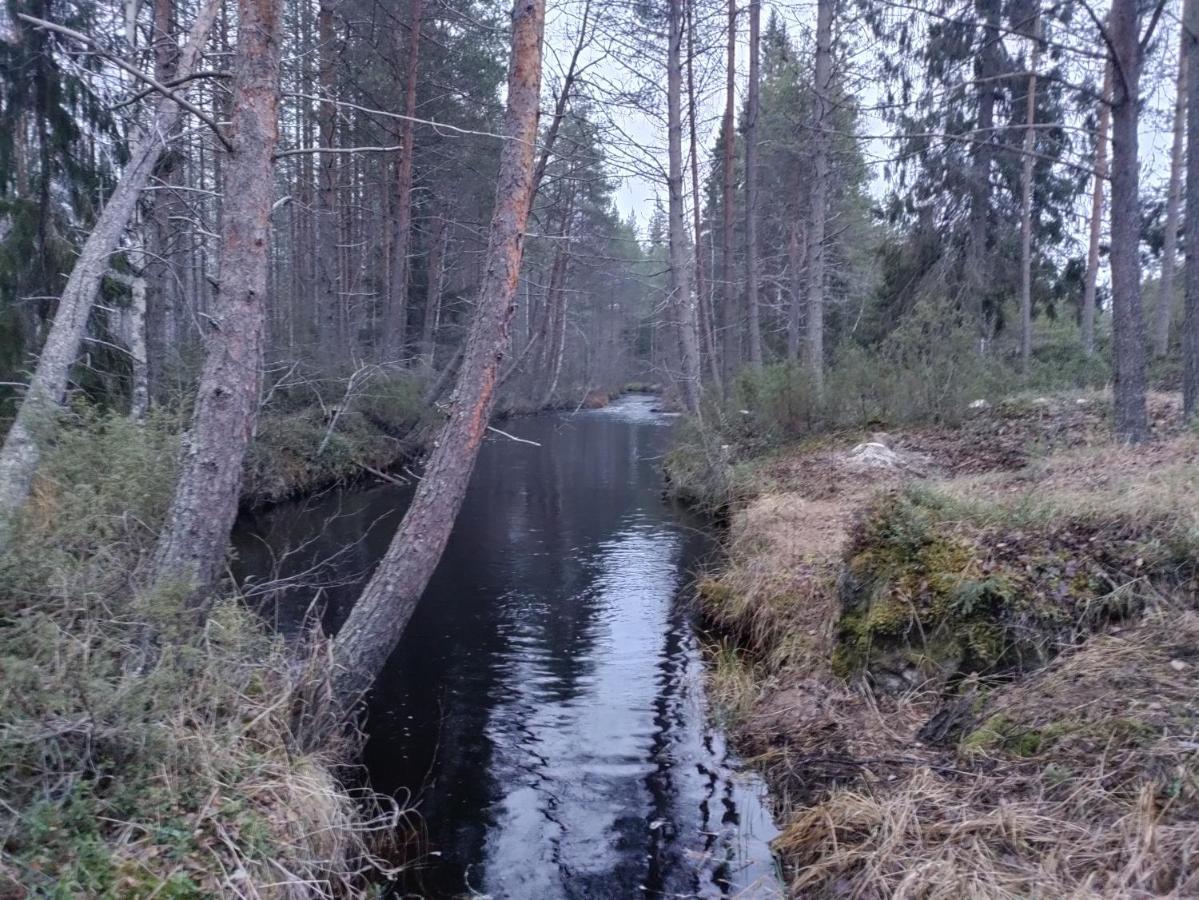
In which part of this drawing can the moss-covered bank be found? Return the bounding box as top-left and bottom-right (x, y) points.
(679, 393), (1199, 897)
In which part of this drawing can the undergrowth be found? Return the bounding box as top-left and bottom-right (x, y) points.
(689, 393), (1199, 898)
(0, 410), (402, 898)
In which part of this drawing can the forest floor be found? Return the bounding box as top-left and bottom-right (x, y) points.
(686, 392), (1199, 897)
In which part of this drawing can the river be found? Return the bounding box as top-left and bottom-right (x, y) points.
(232, 394), (780, 899)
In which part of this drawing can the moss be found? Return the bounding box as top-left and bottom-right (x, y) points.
(832, 486), (1153, 687)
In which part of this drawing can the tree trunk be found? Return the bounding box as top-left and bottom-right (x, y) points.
(419, 210), (447, 368)
(668, 0), (702, 413)
(688, 0), (721, 392)
(1019, 14), (1042, 372)
(1107, 0), (1150, 443)
(150, 0), (284, 595)
(719, 0), (738, 388)
(1082, 61), (1111, 356)
(331, 0), (545, 705)
(146, 0), (181, 401)
(966, 0), (1000, 336)
(316, 0), (342, 364)
(0, 0), (221, 535)
(744, 0), (763, 370)
(807, 0), (833, 387)
(383, 0), (424, 364)
(1183, 0), (1199, 416)
(1155, 23), (1187, 358)
(787, 220), (806, 361)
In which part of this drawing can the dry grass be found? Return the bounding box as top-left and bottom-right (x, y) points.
(695, 393), (1199, 898)
(0, 411), (408, 898)
(775, 612), (1199, 899)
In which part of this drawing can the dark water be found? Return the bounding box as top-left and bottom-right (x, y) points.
(232, 395), (779, 899)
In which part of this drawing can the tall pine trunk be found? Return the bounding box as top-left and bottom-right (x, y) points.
(1107, 0), (1150, 443)
(1184, 0), (1199, 416)
(316, 0), (342, 364)
(688, 0), (721, 391)
(151, 0), (284, 595)
(966, 0), (1000, 337)
(668, 0), (702, 413)
(331, 0), (546, 704)
(1019, 14), (1041, 372)
(807, 0), (833, 387)
(744, 0), (763, 370)
(1155, 24), (1187, 358)
(719, 0), (738, 388)
(383, 0), (424, 363)
(1082, 62), (1111, 356)
(0, 0), (221, 535)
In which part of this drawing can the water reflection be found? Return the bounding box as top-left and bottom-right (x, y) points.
(233, 395), (779, 898)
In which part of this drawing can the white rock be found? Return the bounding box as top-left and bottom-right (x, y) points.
(968, 399), (990, 410)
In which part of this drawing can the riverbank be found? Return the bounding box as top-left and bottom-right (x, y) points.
(679, 392), (1199, 896)
(0, 390), (426, 895)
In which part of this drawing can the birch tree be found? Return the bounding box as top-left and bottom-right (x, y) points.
(0, 0), (221, 535)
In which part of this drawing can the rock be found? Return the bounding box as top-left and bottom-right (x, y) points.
(846, 441), (901, 469)
(969, 399), (990, 410)
(1169, 659), (1189, 672)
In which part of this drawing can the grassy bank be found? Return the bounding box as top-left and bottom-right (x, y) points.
(244, 370), (435, 506)
(682, 392), (1199, 897)
(0, 400), (418, 896)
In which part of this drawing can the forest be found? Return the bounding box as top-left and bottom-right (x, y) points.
(0, 0), (1197, 894)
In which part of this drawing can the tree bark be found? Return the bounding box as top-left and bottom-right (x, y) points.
(1019, 14), (1042, 372)
(719, 0), (738, 388)
(331, 0), (546, 705)
(1155, 23), (1187, 358)
(316, 0), (342, 364)
(668, 0), (703, 413)
(787, 220), (806, 360)
(383, 0), (424, 364)
(1107, 0), (1150, 443)
(1184, 0), (1199, 416)
(744, 0), (763, 370)
(419, 210), (447, 368)
(150, 0), (284, 595)
(0, 0), (221, 535)
(688, 0), (721, 392)
(146, 0), (181, 401)
(807, 0), (833, 387)
(1082, 61), (1111, 356)
(966, 0), (1000, 337)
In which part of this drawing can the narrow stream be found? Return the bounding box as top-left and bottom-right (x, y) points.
(232, 394), (780, 898)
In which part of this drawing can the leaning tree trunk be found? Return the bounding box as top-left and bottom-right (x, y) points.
(1107, 0), (1150, 443)
(1184, 0), (1199, 417)
(807, 0), (833, 388)
(1155, 23), (1187, 358)
(1082, 61), (1112, 356)
(744, 0), (763, 370)
(150, 0), (283, 596)
(332, 0), (546, 705)
(0, 0), (221, 536)
(383, 0), (424, 364)
(667, 0), (703, 413)
(1019, 14), (1042, 373)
